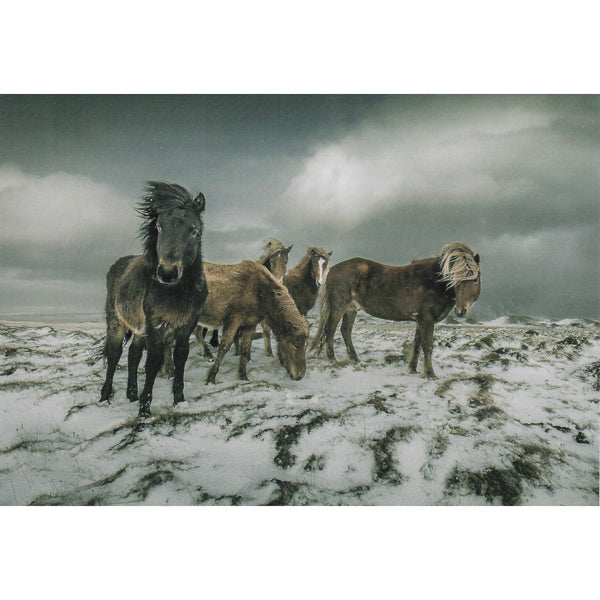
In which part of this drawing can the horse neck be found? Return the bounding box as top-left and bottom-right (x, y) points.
(260, 280), (299, 338)
(431, 257), (455, 301)
(291, 254), (317, 287)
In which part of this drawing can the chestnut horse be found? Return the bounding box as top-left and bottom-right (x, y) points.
(310, 243), (481, 378)
(194, 261), (309, 383)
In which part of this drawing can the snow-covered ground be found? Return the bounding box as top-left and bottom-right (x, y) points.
(0, 314), (598, 505)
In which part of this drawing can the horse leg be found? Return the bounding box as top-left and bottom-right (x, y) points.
(233, 330), (242, 356)
(160, 338), (175, 378)
(262, 320), (273, 357)
(237, 325), (256, 381)
(126, 335), (145, 402)
(138, 328), (165, 417)
(209, 329), (219, 347)
(420, 320), (436, 379)
(408, 324), (421, 374)
(100, 322), (127, 403)
(340, 310), (359, 362)
(205, 317), (242, 384)
(194, 325), (213, 360)
(325, 309), (344, 361)
(172, 328), (192, 405)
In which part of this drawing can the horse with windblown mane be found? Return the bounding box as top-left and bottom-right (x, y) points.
(310, 243), (481, 378)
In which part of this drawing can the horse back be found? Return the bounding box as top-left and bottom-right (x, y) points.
(327, 257), (449, 321)
(197, 261), (266, 328)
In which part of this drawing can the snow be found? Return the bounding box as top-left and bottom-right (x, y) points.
(0, 315), (598, 505)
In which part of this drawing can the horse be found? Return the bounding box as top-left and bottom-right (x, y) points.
(310, 243), (481, 378)
(284, 247), (333, 315)
(192, 260), (310, 383)
(258, 246), (331, 359)
(250, 237), (293, 356)
(185, 237), (293, 362)
(99, 181), (208, 417)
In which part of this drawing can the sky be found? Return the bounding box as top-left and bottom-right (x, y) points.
(0, 94), (598, 320)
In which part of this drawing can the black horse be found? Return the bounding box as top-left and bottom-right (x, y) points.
(99, 181), (208, 417)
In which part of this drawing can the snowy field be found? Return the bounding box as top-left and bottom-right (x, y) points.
(0, 314), (598, 506)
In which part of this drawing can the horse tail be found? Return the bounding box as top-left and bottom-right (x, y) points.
(309, 278), (330, 355)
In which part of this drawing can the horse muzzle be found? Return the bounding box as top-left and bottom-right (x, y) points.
(157, 262), (182, 286)
(454, 305), (470, 318)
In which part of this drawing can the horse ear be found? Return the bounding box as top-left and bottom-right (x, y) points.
(286, 244), (293, 254)
(474, 253), (480, 264)
(193, 192), (206, 212)
(310, 248), (316, 255)
(328, 250), (333, 257)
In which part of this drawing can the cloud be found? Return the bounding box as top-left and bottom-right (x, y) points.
(276, 97), (598, 231)
(0, 165), (140, 312)
(0, 163), (137, 245)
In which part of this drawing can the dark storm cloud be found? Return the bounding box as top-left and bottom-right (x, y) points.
(0, 95), (598, 318)
(274, 95), (599, 319)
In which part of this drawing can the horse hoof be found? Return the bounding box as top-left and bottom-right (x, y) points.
(173, 396), (185, 405)
(138, 405), (151, 418)
(99, 397), (110, 405)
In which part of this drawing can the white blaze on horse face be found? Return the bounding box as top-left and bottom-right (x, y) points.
(317, 258), (326, 286)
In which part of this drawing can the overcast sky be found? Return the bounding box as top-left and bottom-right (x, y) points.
(0, 94), (598, 320)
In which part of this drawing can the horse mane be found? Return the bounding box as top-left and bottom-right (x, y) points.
(258, 237), (286, 266)
(438, 242), (480, 289)
(260, 268), (309, 339)
(136, 181), (203, 259)
(293, 247), (329, 272)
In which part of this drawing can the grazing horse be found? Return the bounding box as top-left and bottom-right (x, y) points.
(310, 243), (481, 378)
(185, 237), (293, 362)
(193, 261), (309, 383)
(259, 246), (331, 358)
(253, 237), (293, 356)
(99, 181), (208, 417)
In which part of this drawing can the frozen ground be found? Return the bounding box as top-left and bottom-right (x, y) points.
(0, 314), (598, 505)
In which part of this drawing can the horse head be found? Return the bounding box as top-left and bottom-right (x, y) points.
(261, 238), (293, 282)
(439, 243), (481, 317)
(277, 316), (310, 380)
(308, 247), (333, 287)
(138, 182), (206, 287)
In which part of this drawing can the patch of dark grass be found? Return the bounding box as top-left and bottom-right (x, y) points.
(445, 466), (523, 505)
(273, 424), (304, 468)
(584, 360), (600, 391)
(428, 430), (449, 459)
(303, 454), (326, 472)
(367, 391), (393, 414)
(383, 353), (404, 365)
(556, 336), (589, 349)
(129, 469), (174, 501)
(435, 378), (458, 398)
(474, 405), (506, 421)
(266, 479), (301, 505)
(480, 351), (509, 367)
(372, 425), (418, 485)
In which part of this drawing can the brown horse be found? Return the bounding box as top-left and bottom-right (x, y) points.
(284, 247), (333, 315)
(244, 237), (293, 357)
(310, 243), (481, 378)
(193, 260), (309, 383)
(99, 182), (208, 417)
(189, 237), (293, 361)
(260, 246), (331, 358)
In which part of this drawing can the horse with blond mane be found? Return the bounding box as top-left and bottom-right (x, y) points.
(310, 243), (481, 378)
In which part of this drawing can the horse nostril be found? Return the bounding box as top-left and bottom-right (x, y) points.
(455, 307), (466, 317)
(157, 264), (179, 284)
